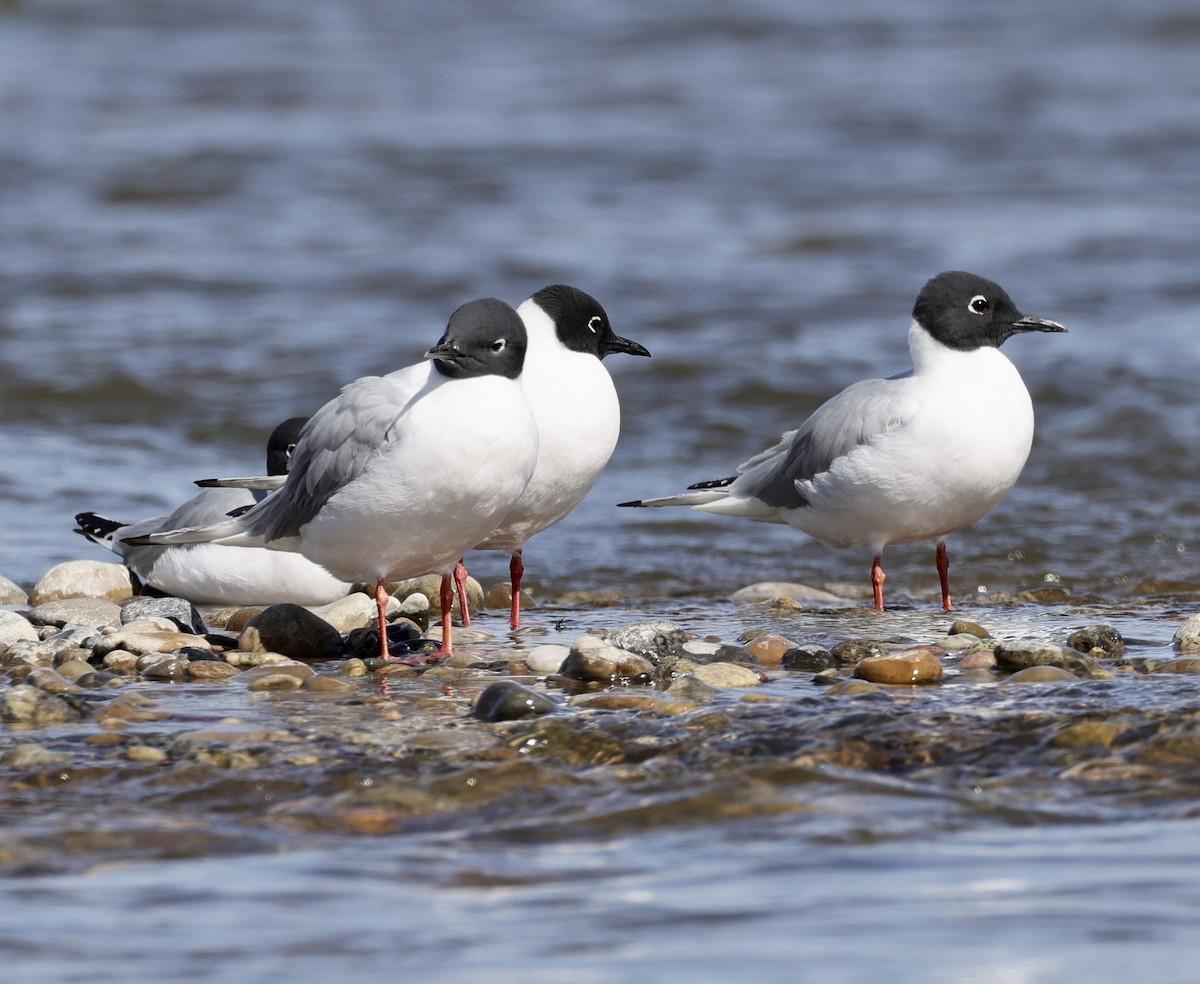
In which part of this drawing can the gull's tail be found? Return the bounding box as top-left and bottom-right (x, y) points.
(122, 518), (257, 548)
(73, 512), (124, 550)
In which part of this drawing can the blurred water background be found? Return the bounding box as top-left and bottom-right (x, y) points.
(2, 0), (1200, 981)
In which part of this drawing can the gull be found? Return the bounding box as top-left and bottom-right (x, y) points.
(619, 271), (1066, 610)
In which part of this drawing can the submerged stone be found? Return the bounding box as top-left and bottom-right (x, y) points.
(1067, 623), (1125, 658)
(854, 647), (944, 685)
(559, 635), (655, 684)
(472, 681), (559, 722)
(994, 642), (1112, 679)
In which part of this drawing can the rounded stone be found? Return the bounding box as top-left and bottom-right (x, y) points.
(524, 644), (570, 675)
(1003, 665), (1079, 684)
(691, 662), (762, 688)
(472, 681), (558, 722)
(958, 648), (998, 669)
(29, 560), (134, 605)
(482, 581), (536, 614)
(186, 660), (241, 681)
(559, 635), (655, 684)
(605, 621), (688, 661)
(141, 657), (191, 681)
(311, 592), (398, 634)
(1, 684), (85, 725)
(730, 582), (853, 606)
(948, 619), (991, 639)
(1173, 615), (1200, 652)
(121, 597), (206, 635)
(0, 573), (28, 605)
(303, 675), (354, 692)
(1067, 623), (1125, 658)
(238, 604), (342, 661)
(94, 629), (212, 658)
(102, 651), (139, 673)
(28, 667), (83, 694)
(126, 744), (168, 764)
(781, 644), (836, 671)
(247, 672), (306, 692)
(387, 574), (482, 616)
(743, 632), (797, 667)
(27, 598), (122, 630)
(234, 662), (315, 688)
(855, 647), (945, 685)
(0, 610), (39, 649)
(824, 679), (885, 697)
(994, 642), (1110, 679)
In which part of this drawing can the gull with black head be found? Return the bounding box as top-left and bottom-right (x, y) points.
(620, 271), (1066, 610)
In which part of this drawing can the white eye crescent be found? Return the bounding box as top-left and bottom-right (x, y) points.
(968, 295), (990, 315)
(490, 338), (507, 353)
(587, 316), (602, 333)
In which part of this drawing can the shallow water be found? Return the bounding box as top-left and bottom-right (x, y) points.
(2, 0), (1200, 981)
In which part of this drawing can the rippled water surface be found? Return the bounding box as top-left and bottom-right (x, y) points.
(2, 0), (1200, 981)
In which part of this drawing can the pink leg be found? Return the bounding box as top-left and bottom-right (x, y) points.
(871, 553), (886, 612)
(375, 580), (391, 660)
(453, 559), (472, 626)
(509, 550), (524, 630)
(437, 573), (454, 656)
(936, 541), (952, 611)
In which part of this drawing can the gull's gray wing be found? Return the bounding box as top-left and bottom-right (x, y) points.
(243, 369), (434, 542)
(732, 374), (916, 509)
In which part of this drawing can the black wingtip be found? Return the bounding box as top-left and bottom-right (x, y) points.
(73, 512), (124, 539)
(616, 499), (644, 508)
(686, 476), (736, 491)
(194, 478), (220, 487)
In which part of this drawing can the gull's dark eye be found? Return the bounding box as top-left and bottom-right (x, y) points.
(969, 295), (990, 315)
(286, 443), (297, 458)
(587, 315), (602, 334)
(491, 338), (507, 353)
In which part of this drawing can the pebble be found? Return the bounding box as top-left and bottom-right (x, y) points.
(691, 662), (762, 688)
(483, 581), (536, 614)
(303, 675), (354, 693)
(948, 619), (991, 639)
(29, 560), (134, 605)
(121, 597), (206, 635)
(27, 598), (123, 630)
(186, 660), (242, 681)
(729, 581), (853, 606)
(94, 628), (212, 658)
(234, 663), (315, 690)
(1003, 665), (1080, 684)
(56, 659), (97, 681)
(854, 647), (945, 685)
(559, 634), (655, 684)
(824, 679), (885, 697)
(102, 651), (139, 673)
(141, 657), (192, 681)
(994, 642), (1112, 679)
(831, 640), (886, 666)
(237, 604), (343, 661)
(665, 674), (721, 701)
(524, 644), (570, 675)
(310, 592), (398, 634)
(388, 574), (481, 616)
(781, 644), (836, 671)
(605, 621), (688, 662)
(0, 573), (28, 605)
(743, 632), (797, 667)
(27, 667), (84, 694)
(0, 610), (39, 649)
(958, 648), (998, 669)
(1, 684), (86, 725)
(1174, 615), (1200, 652)
(567, 692), (701, 715)
(1152, 659), (1200, 675)
(472, 681), (559, 722)
(126, 744), (168, 764)
(1067, 623), (1125, 658)
(224, 650), (291, 669)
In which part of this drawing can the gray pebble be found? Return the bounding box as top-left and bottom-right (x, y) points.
(0, 610), (39, 649)
(472, 681), (559, 722)
(605, 621), (688, 662)
(559, 635), (655, 684)
(1174, 615), (1200, 652)
(121, 597), (206, 635)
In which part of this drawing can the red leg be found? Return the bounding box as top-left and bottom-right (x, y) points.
(871, 553), (886, 612)
(375, 580), (391, 660)
(437, 573), (454, 656)
(936, 541), (952, 611)
(453, 558), (472, 626)
(509, 550), (524, 630)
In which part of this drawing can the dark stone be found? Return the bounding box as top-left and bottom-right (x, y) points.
(782, 644), (836, 671)
(472, 681), (559, 722)
(121, 596), (206, 635)
(994, 642), (1109, 679)
(343, 621), (424, 660)
(830, 640), (885, 666)
(1066, 623), (1125, 658)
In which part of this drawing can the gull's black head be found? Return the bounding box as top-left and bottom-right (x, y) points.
(529, 284), (651, 361)
(265, 417), (310, 476)
(425, 297), (528, 380)
(913, 271), (1067, 351)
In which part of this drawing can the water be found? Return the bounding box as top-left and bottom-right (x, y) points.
(2, 0), (1200, 980)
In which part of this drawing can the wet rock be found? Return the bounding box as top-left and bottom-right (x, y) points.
(27, 598), (122, 630)
(1152, 659), (1200, 674)
(93, 628), (212, 658)
(186, 660), (242, 681)
(824, 679), (885, 697)
(781, 644), (836, 671)
(1, 684), (86, 725)
(691, 662), (761, 688)
(0, 573), (27, 605)
(126, 744), (168, 764)
(605, 621), (688, 662)
(212, 606), (268, 633)
(568, 692), (701, 714)
(524, 644), (569, 675)
(121, 597), (206, 635)
(56, 659), (96, 681)
(234, 663), (315, 690)
(102, 651), (139, 673)
(1173, 615), (1200, 652)
(742, 632), (797, 667)
(831, 640), (885, 666)
(141, 656), (192, 681)
(3, 743), (71, 767)
(665, 674), (721, 702)
(1067, 623), (1125, 659)
(303, 675), (354, 693)
(1003, 665), (1079, 684)
(730, 582), (852, 606)
(559, 635), (655, 684)
(483, 580), (536, 614)
(224, 650), (291, 669)
(854, 647), (944, 685)
(238, 604), (342, 661)
(311, 592), (397, 634)
(948, 619), (991, 639)
(958, 648), (998, 669)
(472, 681), (559, 722)
(343, 619), (424, 660)
(994, 642), (1112, 679)
(1, 639), (65, 668)
(1051, 720), (1121, 748)
(29, 560), (134, 605)
(812, 667), (840, 685)
(0, 610), (39, 649)
(27, 667), (84, 694)
(682, 641), (760, 666)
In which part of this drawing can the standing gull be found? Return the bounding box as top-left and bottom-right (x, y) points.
(74, 418), (351, 606)
(620, 271), (1066, 610)
(454, 284), (650, 629)
(127, 298), (540, 658)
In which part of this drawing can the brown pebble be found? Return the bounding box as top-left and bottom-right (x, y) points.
(743, 632), (797, 667)
(186, 660), (242, 681)
(855, 647), (944, 685)
(958, 649), (997, 669)
(1004, 665), (1079, 684)
(303, 675), (354, 692)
